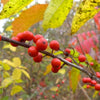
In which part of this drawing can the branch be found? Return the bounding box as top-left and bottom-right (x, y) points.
(1, 36), (100, 83)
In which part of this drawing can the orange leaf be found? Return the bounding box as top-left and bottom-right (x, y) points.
(12, 4), (48, 36)
(1, 0), (9, 5)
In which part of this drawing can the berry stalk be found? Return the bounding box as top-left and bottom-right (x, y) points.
(1, 35), (100, 83)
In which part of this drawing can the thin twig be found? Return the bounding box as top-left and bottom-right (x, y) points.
(1, 36), (100, 83)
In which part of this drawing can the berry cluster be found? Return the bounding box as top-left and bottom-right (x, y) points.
(82, 72), (100, 91)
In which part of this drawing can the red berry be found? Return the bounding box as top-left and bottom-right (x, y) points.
(51, 67), (60, 73)
(61, 81), (64, 84)
(23, 31), (34, 41)
(39, 81), (47, 87)
(90, 80), (97, 85)
(87, 85), (91, 88)
(79, 64), (84, 67)
(57, 84), (60, 87)
(33, 34), (43, 43)
(64, 48), (70, 55)
(52, 95), (55, 98)
(95, 84), (100, 90)
(40, 92), (43, 95)
(90, 62), (94, 66)
(28, 46), (38, 57)
(17, 33), (24, 41)
(65, 58), (72, 63)
(56, 93), (58, 96)
(96, 72), (100, 78)
(33, 53), (42, 62)
(0, 35), (2, 41)
(49, 40), (60, 51)
(86, 78), (91, 83)
(11, 37), (20, 47)
(82, 77), (88, 83)
(56, 89), (58, 92)
(44, 96), (47, 99)
(51, 58), (61, 68)
(36, 38), (48, 51)
(78, 55), (86, 62)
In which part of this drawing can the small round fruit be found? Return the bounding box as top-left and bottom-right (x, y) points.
(78, 55), (86, 62)
(87, 85), (91, 88)
(33, 53), (42, 62)
(90, 80), (97, 85)
(0, 35), (2, 41)
(36, 38), (48, 51)
(49, 40), (60, 51)
(17, 33), (24, 40)
(64, 48), (70, 56)
(40, 92), (43, 95)
(90, 62), (94, 66)
(51, 58), (61, 68)
(86, 78), (91, 83)
(82, 77), (88, 83)
(22, 31), (34, 41)
(52, 95), (55, 98)
(65, 58), (72, 63)
(95, 84), (100, 90)
(51, 67), (60, 73)
(28, 46), (38, 57)
(57, 84), (60, 87)
(10, 37), (20, 47)
(96, 72), (100, 78)
(33, 34), (43, 43)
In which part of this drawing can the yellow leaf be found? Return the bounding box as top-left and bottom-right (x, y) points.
(43, 64), (52, 75)
(0, 0), (33, 19)
(3, 44), (16, 52)
(21, 69), (30, 79)
(12, 57), (21, 67)
(0, 61), (11, 70)
(12, 68), (22, 80)
(50, 86), (58, 91)
(11, 85), (23, 96)
(3, 59), (15, 67)
(42, 0), (73, 31)
(1, 0), (9, 5)
(71, 0), (100, 34)
(12, 4), (48, 36)
(1, 77), (13, 88)
(58, 69), (66, 75)
(5, 25), (12, 31)
(3, 71), (10, 78)
(93, 91), (99, 98)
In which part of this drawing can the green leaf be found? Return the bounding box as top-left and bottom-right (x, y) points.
(1, 77), (13, 88)
(71, 0), (100, 34)
(11, 85), (23, 96)
(42, 0), (73, 30)
(54, 51), (63, 55)
(69, 68), (80, 93)
(12, 68), (22, 80)
(0, 0), (33, 19)
(21, 69), (30, 79)
(2, 63), (11, 71)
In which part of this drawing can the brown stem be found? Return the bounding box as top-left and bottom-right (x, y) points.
(1, 36), (100, 82)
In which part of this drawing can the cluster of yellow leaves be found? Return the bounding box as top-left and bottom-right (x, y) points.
(0, 57), (30, 95)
